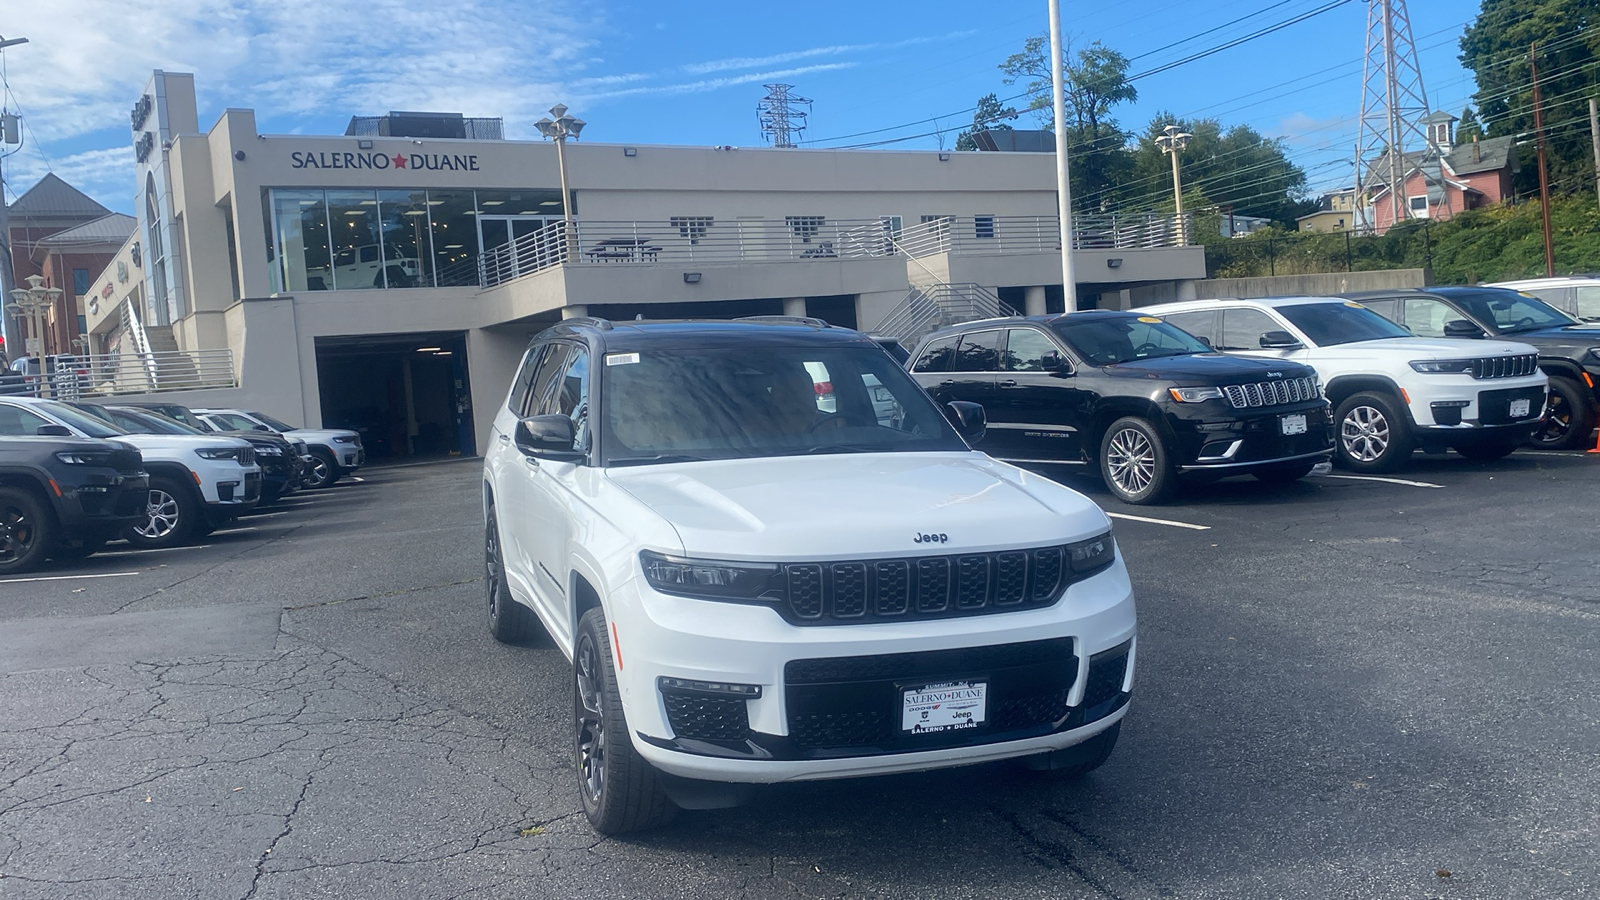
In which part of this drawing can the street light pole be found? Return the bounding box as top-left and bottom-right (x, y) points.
(1047, 0), (1077, 311)
(9, 274), (62, 396)
(1156, 124), (1192, 244)
(0, 35), (28, 359)
(535, 104), (586, 264)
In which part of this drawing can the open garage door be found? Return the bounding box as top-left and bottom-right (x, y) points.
(314, 332), (476, 461)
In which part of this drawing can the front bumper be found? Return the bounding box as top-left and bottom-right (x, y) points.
(55, 471), (150, 534)
(1406, 376), (1547, 428)
(605, 556), (1137, 784)
(1170, 403), (1334, 472)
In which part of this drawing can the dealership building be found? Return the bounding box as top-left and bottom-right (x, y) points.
(84, 71), (1202, 459)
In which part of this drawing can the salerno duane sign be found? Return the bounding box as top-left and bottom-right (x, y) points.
(291, 150), (481, 171)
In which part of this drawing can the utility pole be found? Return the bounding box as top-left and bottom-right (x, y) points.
(1352, 0), (1432, 234)
(1047, 0), (1077, 310)
(0, 35), (27, 359)
(1531, 44), (1555, 277)
(1589, 97), (1599, 211)
(757, 84), (811, 149)
(1156, 124), (1192, 243)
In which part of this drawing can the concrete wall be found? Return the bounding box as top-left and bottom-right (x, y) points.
(1190, 268), (1432, 300)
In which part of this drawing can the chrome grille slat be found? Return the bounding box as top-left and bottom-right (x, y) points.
(1221, 376), (1321, 410)
(1466, 354), (1537, 380)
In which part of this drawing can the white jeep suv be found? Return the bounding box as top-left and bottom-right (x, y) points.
(1137, 297), (1547, 471)
(0, 397), (261, 548)
(194, 408), (363, 488)
(483, 318), (1136, 834)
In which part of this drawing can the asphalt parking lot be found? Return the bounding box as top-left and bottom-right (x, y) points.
(1, 452), (1597, 900)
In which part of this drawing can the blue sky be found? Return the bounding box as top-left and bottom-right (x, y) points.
(2, 0), (1477, 216)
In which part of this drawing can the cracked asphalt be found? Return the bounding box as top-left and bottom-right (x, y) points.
(1, 452), (1597, 899)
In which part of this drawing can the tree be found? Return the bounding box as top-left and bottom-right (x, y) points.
(998, 36), (1139, 210)
(1460, 0), (1599, 195)
(1456, 107), (1484, 144)
(1128, 113), (1309, 226)
(955, 94), (1019, 151)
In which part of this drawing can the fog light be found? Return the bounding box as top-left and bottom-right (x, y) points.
(1430, 400), (1468, 427)
(658, 677), (761, 698)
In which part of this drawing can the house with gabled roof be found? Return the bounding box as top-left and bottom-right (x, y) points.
(1363, 112), (1517, 235)
(4, 173), (120, 356)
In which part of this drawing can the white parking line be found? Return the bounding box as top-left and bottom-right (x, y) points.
(0, 571), (140, 585)
(95, 544), (212, 557)
(1312, 474), (1444, 488)
(1105, 512), (1211, 531)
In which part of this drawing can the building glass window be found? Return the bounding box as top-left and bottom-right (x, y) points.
(325, 190), (382, 291)
(671, 216), (713, 244)
(786, 216), (825, 243)
(974, 216), (996, 239)
(271, 190), (332, 291)
(430, 191), (480, 286)
(72, 268), (91, 295)
(378, 190), (433, 288)
(145, 175), (170, 320)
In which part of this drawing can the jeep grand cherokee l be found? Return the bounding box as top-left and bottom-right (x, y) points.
(485, 318), (1136, 834)
(907, 311), (1334, 504)
(0, 434), (148, 574)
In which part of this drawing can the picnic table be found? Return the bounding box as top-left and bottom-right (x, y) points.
(585, 238), (662, 262)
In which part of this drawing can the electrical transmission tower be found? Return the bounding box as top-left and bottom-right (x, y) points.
(1352, 0), (1444, 234)
(757, 84), (811, 148)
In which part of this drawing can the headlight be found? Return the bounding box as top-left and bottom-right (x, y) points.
(1168, 386), (1224, 403)
(640, 551), (782, 602)
(332, 435), (357, 443)
(54, 450), (116, 466)
(255, 444), (284, 456)
(1409, 359), (1476, 374)
(1066, 531), (1116, 574)
(195, 447), (245, 460)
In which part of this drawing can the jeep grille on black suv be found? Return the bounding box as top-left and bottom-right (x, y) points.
(1222, 376), (1320, 409)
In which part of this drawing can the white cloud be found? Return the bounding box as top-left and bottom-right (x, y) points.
(5, 147), (136, 211)
(581, 63), (859, 102)
(682, 32), (973, 75)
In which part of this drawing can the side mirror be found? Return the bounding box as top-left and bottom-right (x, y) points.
(1259, 330), (1304, 350)
(1443, 319), (1486, 339)
(1196, 335), (1215, 349)
(515, 415), (584, 461)
(35, 424), (73, 437)
(944, 401), (986, 443)
(253, 424), (271, 431)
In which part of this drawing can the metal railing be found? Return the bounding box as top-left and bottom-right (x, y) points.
(0, 349), (238, 399)
(894, 214), (1194, 258)
(873, 283), (1018, 347)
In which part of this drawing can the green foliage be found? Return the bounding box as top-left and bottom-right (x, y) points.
(1456, 107), (1484, 143)
(1129, 113), (1309, 225)
(954, 94), (1019, 152)
(1459, 0), (1600, 195)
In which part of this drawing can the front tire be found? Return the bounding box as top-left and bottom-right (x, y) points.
(124, 476), (198, 549)
(302, 449), (341, 489)
(1098, 417), (1176, 505)
(1334, 392), (1415, 473)
(486, 509), (541, 643)
(0, 486), (55, 575)
(1530, 377), (1595, 451)
(574, 607), (676, 835)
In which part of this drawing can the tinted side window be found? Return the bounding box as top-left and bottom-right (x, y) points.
(1003, 329), (1061, 371)
(1571, 286), (1600, 319)
(506, 347), (542, 413)
(911, 335), (958, 373)
(1219, 308), (1285, 351)
(1162, 311), (1217, 346)
(539, 347), (590, 450)
(1359, 298), (1400, 323)
(954, 330), (1002, 372)
(0, 405), (53, 436)
(1401, 297), (1457, 338)
(522, 344), (571, 417)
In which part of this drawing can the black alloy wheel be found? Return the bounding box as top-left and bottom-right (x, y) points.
(1531, 377), (1596, 451)
(486, 509), (539, 643)
(573, 607), (675, 835)
(0, 486), (54, 575)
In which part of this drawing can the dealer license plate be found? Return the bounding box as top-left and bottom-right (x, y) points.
(902, 681), (987, 735)
(1280, 413), (1308, 435)
(1509, 398), (1531, 418)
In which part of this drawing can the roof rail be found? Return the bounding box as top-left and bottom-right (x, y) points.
(561, 316), (614, 330)
(733, 315), (832, 328)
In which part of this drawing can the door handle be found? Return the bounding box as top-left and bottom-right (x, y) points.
(941, 379), (956, 386)
(999, 379), (1018, 388)
(498, 433), (510, 443)
(523, 455), (540, 468)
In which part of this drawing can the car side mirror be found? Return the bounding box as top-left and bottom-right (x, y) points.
(253, 424), (271, 431)
(1443, 319), (1486, 339)
(35, 424), (72, 437)
(515, 415), (584, 461)
(1259, 330), (1304, 350)
(1196, 335), (1215, 349)
(1040, 350), (1069, 373)
(944, 401), (986, 443)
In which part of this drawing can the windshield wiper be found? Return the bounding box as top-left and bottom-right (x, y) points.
(605, 454), (712, 467)
(786, 443), (884, 456)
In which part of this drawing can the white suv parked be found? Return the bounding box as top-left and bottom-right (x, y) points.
(1137, 297), (1548, 471)
(194, 408), (364, 488)
(484, 318), (1136, 834)
(0, 397), (261, 548)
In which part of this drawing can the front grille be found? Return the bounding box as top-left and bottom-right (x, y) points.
(1222, 376), (1320, 409)
(785, 639), (1079, 754)
(662, 693), (751, 744)
(776, 543), (1102, 626)
(238, 446), (256, 466)
(1468, 354), (1538, 380)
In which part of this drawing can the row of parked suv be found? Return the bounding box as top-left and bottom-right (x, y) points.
(0, 400), (365, 575)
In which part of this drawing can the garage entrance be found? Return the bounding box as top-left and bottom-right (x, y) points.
(314, 332), (476, 461)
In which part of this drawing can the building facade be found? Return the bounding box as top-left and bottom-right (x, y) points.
(1365, 113), (1517, 235)
(91, 71), (1204, 459)
(3, 174), (123, 358)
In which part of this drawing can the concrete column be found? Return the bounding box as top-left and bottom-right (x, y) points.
(562, 304), (588, 319)
(1024, 285), (1047, 317)
(783, 297), (807, 318)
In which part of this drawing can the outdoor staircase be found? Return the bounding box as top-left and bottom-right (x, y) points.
(872, 282), (1017, 347)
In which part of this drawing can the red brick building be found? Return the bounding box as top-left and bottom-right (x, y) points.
(1365, 112), (1518, 235)
(4, 174), (130, 358)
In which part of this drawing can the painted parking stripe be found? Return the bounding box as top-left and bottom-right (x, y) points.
(0, 571), (140, 585)
(1313, 473), (1444, 488)
(1105, 512), (1211, 531)
(95, 544), (212, 556)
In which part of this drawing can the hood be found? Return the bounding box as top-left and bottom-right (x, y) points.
(285, 428), (360, 442)
(1104, 352), (1317, 383)
(1497, 324), (1600, 349)
(606, 451), (1110, 561)
(218, 430), (293, 448)
(115, 433), (253, 452)
(1324, 337), (1538, 358)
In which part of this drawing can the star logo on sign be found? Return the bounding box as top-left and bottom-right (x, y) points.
(392, 154), (407, 168)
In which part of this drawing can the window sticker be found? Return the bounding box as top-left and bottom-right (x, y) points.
(605, 352), (641, 366)
(1137, 316), (1162, 324)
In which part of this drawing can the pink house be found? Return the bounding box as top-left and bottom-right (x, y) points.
(1365, 112), (1517, 235)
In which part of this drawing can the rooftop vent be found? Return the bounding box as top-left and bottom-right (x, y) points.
(344, 111), (504, 140)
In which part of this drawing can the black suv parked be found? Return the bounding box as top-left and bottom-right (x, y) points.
(1345, 286), (1600, 450)
(907, 311), (1334, 503)
(0, 435), (149, 573)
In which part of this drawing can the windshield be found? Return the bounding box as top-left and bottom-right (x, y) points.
(36, 401), (128, 438)
(110, 408), (204, 435)
(1441, 289), (1578, 333)
(599, 344), (968, 465)
(1277, 302), (1411, 346)
(246, 411), (299, 432)
(1049, 316), (1210, 366)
